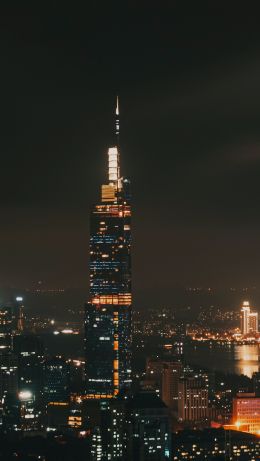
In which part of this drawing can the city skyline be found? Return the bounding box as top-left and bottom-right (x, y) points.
(1, 4), (260, 460)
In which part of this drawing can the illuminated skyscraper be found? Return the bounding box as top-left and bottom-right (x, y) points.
(85, 98), (132, 398)
(240, 301), (259, 335)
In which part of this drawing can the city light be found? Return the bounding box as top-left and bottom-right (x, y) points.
(19, 390), (33, 401)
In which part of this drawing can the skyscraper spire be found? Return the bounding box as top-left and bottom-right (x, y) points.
(116, 95), (119, 116)
(105, 96), (121, 192)
(115, 95), (120, 146)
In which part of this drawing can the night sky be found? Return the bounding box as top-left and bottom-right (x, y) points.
(1, 2), (260, 306)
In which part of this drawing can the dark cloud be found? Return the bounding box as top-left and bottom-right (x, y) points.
(1, 2), (260, 304)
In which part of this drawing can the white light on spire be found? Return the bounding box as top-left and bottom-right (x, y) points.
(108, 147), (120, 183)
(116, 96), (119, 116)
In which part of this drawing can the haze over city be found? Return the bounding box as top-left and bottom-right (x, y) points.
(1, 3), (260, 306)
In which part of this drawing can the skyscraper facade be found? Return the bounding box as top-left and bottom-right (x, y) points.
(178, 376), (209, 422)
(233, 393), (260, 434)
(240, 301), (259, 335)
(85, 98), (132, 398)
(43, 357), (70, 404)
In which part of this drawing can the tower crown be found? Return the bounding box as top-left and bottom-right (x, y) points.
(101, 97), (123, 202)
(115, 95), (120, 144)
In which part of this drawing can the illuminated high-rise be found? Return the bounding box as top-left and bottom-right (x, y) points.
(85, 98), (132, 398)
(240, 301), (259, 336)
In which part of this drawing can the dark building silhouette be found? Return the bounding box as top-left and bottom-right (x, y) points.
(13, 334), (44, 398)
(0, 352), (18, 400)
(1, 393), (20, 431)
(43, 357), (70, 404)
(85, 398), (125, 460)
(253, 371), (260, 397)
(178, 376), (209, 423)
(0, 297), (24, 352)
(125, 391), (171, 461)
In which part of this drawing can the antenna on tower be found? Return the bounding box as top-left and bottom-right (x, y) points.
(115, 95), (120, 146)
(116, 95), (119, 116)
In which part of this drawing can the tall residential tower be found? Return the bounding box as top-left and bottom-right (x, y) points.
(84, 98), (132, 398)
(240, 301), (259, 336)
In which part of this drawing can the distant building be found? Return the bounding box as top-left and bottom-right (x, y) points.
(0, 297), (24, 351)
(162, 361), (183, 412)
(1, 393), (20, 431)
(42, 357), (70, 430)
(248, 311), (258, 333)
(233, 392), (260, 434)
(18, 389), (39, 431)
(172, 428), (260, 460)
(178, 377), (209, 423)
(125, 391), (171, 461)
(86, 398), (125, 460)
(15, 296), (24, 332)
(144, 357), (183, 407)
(0, 352), (18, 400)
(144, 357), (166, 395)
(85, 391), (171, 461)
(13, 334), (44, 399)
(43, 357), (70, 404)
(240, 301), (259, 335)
(253, 371), (260, 397)
(46, 401), (70, 431)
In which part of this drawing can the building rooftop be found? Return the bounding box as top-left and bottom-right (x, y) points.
(128, 391), (167, 410)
